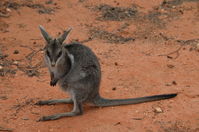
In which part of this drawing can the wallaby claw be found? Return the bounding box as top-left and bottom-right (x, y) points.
(37, 116), (49, 122)
(50, 79), (57, 86)
(35, 101), (44, 105)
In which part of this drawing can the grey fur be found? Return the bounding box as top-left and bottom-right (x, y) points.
(39, 25), (52, 43)
(36, 26), (177, 121)
(57, 28), (72, 44)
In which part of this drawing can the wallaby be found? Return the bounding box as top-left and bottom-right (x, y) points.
(36, 25), (177, 121)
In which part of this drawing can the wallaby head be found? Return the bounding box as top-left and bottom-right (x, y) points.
(39, 25), (72, 68)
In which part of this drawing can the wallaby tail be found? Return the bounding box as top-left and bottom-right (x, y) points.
(93, 93), (177, 107)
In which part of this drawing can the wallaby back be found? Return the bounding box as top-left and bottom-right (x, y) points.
(61, 43), (177, 107)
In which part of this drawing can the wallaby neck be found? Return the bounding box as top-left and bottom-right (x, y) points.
(60, 52), (73, 78)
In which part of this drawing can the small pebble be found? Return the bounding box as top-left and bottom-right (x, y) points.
(45, 0), (53, 4)
(0, 65), (3, 70)
(13, 61), (19, 65)
(0, 96), (8, 100)
(47, 18), (51, 23)
(165, 83), (171, 86)
(114, 122), (121, 126)
(167, 64), (174, 68)
(13, 50), (19, 54)
(6, 8), (12, 12)
(196, 43), (199, 50)
(154, 107), (163, 113)
(172, 81), (177, 85)
(22, 117), (29, 120)
(167, 56), (173, 59)
(112, 87), (116, 91)
(160, 8), (165, 13)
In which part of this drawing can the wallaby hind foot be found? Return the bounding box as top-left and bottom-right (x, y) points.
(35, 98), (73, 105)
(38, 111), (82, 121)
(37, 98), (83, 121)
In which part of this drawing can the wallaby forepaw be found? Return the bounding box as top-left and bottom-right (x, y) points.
(50, 80), (57, 86)
(35, 101), (45, 105)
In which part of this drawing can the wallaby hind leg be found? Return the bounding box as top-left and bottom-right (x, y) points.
(35, 98), (73, 105)
(38, 97), (83, 121)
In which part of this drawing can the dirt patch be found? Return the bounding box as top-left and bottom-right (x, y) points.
(0, 51), (17, 76)
(87, 0), (198, 43)
(0, 21), (9, 33)
(0, 42), (43, 77)
(89, 27), (135, 44)
(148, 0), (199, 25)
(161, 0), (198, 8)
(0, 0), (56, 17)
(0, 126), (13, 132)
(177, 38), (199, 45)
(161, 121), (199, 132)
(11, 98), (35, 116)
(95, 4), (138, 21)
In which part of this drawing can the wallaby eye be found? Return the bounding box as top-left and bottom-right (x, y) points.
(57, 51), (62, 58)
(46, 50), (50, 57)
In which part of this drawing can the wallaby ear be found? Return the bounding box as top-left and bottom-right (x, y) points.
(57, 28), (72, 44)
(39, 25), (52, 43)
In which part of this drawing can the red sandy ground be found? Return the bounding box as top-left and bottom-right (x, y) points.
(0, 0), (199, 132)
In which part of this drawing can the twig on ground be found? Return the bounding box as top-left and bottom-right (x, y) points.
(0, 126), (13, 132)
(0, 12), (10, 18)
(158, 45), (183, 59)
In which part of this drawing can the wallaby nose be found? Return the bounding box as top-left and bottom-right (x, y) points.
(51, 62), (56, 67)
